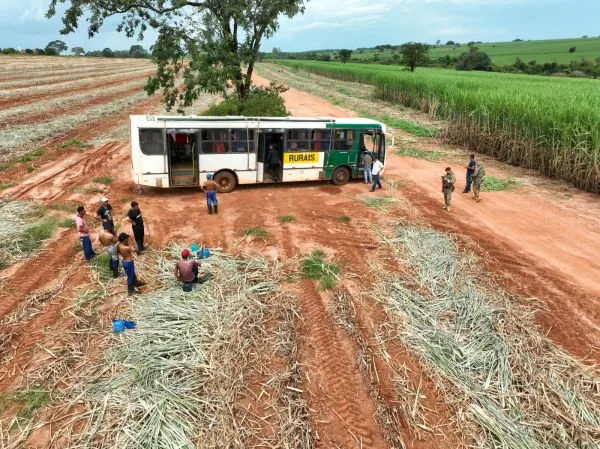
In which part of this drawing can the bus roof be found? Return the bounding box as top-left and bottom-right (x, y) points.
(130, 115), (386, 132)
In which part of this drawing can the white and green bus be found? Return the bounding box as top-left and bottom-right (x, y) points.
(130, 115), (388, 192)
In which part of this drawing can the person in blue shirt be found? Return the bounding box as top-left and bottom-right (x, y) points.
(463, 154), (476, 193)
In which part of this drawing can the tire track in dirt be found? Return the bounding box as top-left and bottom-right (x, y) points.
(7, 142), (126, 201)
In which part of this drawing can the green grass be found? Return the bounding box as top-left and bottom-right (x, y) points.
(25, 165), (35, 172)
(70, 186), (105, 194)
(90, 253), (113, 281)
(0, 388), (51, 421)
(18, 148), (45, 162)
(92, 176), (113, 185)
(243, 226), (269, 238)
(385, 118), (439, 138)
(279, 215), (296, 223)
(60, 139), (92, 149)
(19, 219), (57, 252)
(300, 249), (340, 289)
(0, 182), (15, 190)
(58, 218), (76, 228)
(338, 215), (352, 223)
(273, 60), (600, 192)
(482, 176), (521, 191)
(0, 162), (16, 172)
(48, 202), (78, 212)
(337, 87), (353, 95)
(396, 146), (446, 161)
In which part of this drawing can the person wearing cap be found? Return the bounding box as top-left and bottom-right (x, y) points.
(201, 174), (219, 215)
(76, 206), (95, 261)
(117, 232), (143, 295)
(174, 249), (201, 288)
(441, 166), (456, 212)
(126, 201), (145, 254)
(97, 197), (115, 236)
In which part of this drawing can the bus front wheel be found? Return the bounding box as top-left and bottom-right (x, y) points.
(214, 171), (237, 193)
(331, 167), (350, 186)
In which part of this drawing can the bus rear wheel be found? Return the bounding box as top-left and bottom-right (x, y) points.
(214, 171), (237, 193)
(331, 167), (350, 186)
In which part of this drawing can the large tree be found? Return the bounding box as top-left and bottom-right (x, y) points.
(45, 39), (68, 55)
(400, 42), (430, 72)
(46, 0), (306, 112)
(339, 49), (352, 63)
(71, 46), (85, 56)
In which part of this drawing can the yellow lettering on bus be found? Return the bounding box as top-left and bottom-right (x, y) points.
(284, 152), (320, 165)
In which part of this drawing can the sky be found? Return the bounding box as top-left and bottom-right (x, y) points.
(0, 0), (598, 53)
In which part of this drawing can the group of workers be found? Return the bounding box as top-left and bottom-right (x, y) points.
(75, 172), (219, 295)
(441, 154), (486, 212)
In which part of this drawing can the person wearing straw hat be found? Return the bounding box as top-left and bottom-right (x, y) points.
(441, 167), (456, 212)
(117, 232), (144, 295)
(201, 173), (219, 215)
(97, 197), (115, 236)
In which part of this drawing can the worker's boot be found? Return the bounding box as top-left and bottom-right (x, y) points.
(208, 205), (213, 215)
(214, 205), (218, 214)
(128, 284), (135, 296)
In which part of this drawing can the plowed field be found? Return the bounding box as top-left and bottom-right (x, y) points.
(0, 57), (598, 449)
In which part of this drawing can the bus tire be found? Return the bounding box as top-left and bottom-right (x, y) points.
(214, 171), (237, 193)
(331, 166), (350, 186)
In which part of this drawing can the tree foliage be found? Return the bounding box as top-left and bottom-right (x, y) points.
(47, 0), (306, 112)
(339, 49), (352, 63)
(400, 42), (430, 72)
(456, 47), (493, 71)
(129, 45), (148, 58)
(71, 46), (85, 56)
(45, 40), (68, 55)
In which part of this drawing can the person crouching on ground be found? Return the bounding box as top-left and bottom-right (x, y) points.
(174, 249), (201, 290)
(117, 232), (144, 295)
(98, 229), (119, 278)
(370, 158), (385, 192)
(202, 173), (219, 215)
(441, 167), (456, 212)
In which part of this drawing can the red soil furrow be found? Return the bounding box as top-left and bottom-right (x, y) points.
(8, 142), (125, 200)
(3, 84), (147, 128)
(0, 67), (152, 92)
(0, 70), (154, 109)
(0, 63), (152, 82)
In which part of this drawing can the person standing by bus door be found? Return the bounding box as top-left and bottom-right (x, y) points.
(362, 151), (373, 184)
(463, 154), (476, 193)
(76, 206), (95, 261)
(202, 173), (219, 214)
(126, 201), (146, 254)
(267, 144), (281, 182)
(370, 158), (385, 192)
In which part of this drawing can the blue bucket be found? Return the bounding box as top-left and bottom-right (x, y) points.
(202, 248), (210, 258)
(190, 243), (199, 252)
(124, 320), (136, 329)
(112, 319), (126, 333)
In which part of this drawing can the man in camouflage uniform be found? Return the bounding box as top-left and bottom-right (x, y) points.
(441, 166), (456, 212)
(471, 163), (486, 203)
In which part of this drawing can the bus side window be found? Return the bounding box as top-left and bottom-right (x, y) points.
(139, 129), (164, 155)
(287, 130), (310, 152)
(334, 129), (355, 151)
(201, 129), (229, 153)
(230, 129), (254, 153)
(311, 130), (331, 152)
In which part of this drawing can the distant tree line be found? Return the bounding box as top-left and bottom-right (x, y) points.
(270, 42), (600, 78)
(0, 41), (150, 58)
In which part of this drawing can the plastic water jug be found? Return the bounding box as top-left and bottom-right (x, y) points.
(112, 319), (126, 333)
(190, 243), (199, 252)
(202, 248), (210, 258)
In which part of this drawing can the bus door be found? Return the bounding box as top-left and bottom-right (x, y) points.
(138, 128), (168, 184)
(356, 130), (378, 173)
(166, 129), (199, 187)
(373, 131), (386, 164)
(258, 131), (284, 183)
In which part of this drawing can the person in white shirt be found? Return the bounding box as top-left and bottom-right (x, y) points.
(370, 158), (384, 192)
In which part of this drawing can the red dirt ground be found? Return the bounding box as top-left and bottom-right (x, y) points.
(0, 64), (598, 449)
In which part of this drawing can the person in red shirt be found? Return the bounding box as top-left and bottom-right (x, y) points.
(75, 206), (95, 260)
